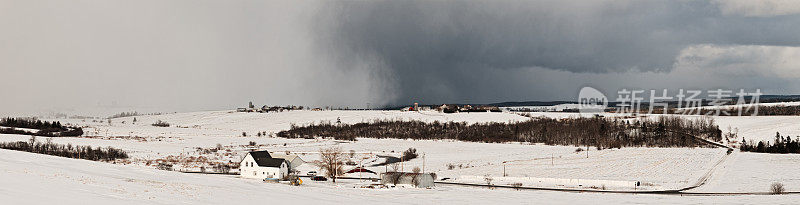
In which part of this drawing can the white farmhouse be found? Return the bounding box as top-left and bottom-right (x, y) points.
(240, 151), (289, 179)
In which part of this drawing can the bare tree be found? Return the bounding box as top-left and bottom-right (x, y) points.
(412, 166), (421, 173)
(317, 147), (345, 183)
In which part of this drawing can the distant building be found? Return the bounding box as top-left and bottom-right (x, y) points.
(434, 104), (500, 113)
(239, 151), (289, 179)
(436, 104), (458, 113)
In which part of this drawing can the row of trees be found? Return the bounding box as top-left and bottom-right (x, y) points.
(107, 111), (139, 119)
(278, 116), (722, 148)
(0, 117), (66, 132)
(0, 136), (128, 161)
(741, 132), (800, 154)
(0, 117), (83, 137)
(0, 127), (85, 137)
(693, 105), (800, 116)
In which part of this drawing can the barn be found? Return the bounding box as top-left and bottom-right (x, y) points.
(239, 151), (289, 180)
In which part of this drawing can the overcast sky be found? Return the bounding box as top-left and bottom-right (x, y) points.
(2, 0), (800, 115)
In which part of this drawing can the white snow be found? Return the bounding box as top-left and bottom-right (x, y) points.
(1, 109), (799, 203)
(2, 148), (798, 205)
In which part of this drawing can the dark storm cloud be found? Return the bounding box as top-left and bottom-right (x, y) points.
(313, 0), (800, 104)
(3, 0), (800, 115)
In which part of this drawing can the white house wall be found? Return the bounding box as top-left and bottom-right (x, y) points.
(239, 154), (289, 179)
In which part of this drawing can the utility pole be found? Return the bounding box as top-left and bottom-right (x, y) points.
(503, 162), (507, 177)
(551, 153), (554, 166)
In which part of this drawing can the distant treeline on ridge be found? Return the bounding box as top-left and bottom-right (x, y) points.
(0, 117), (83, 137)
(278, 116), (722, 148)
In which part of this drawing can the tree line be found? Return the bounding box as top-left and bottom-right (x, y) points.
(1, 117), (66, 132)
(0, 117), (83, 137)
(277, 116), (722, 148)
(0, 136), (129, 161)
(694, 105), (800, 116)
(107, 111), (139, 119)
(741, 132), (800, 154)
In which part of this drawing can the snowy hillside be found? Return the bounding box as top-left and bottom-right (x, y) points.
(3, 149), (797, 205)
(1, 109), (798, 204)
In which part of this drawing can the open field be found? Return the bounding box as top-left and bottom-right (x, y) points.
(3, 148), (799, 205)
(1, 110), (799, 203)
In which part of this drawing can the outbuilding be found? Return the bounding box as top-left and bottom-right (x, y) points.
(270, 153), (306, 173)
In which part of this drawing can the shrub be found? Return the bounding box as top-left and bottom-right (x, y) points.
(447, 163), (456, 170)
(157, 163), (173, 171)
(152, 120), (170, 127)
(771, 182), (785, 194)
(401, 148), (418, 161)
(214, 164), (232, 173)
(510, 182), (523, 190)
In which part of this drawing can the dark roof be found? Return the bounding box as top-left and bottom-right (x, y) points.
(249, 150), (272, 159)
(255, 158), (285, 168)
(345, 167), (376, 174)
(248, 151), (285, 168)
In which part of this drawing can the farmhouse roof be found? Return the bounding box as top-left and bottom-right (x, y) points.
(248, 151), (286, 168)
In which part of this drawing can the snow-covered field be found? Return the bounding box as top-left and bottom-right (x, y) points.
(1, 109), (799, 203)
(693, 151), (800, 193)
(3, 148), (798, 205)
